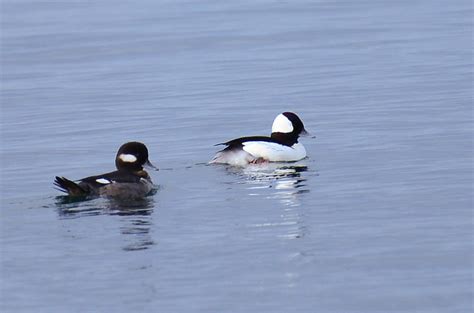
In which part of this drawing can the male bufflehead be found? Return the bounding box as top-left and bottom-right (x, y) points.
(54, 142), (158, 199)
(210, 112), (309, 166)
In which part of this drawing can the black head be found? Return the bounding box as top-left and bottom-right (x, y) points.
(270, 112), (308, 146)
(115, 142), (157, 172)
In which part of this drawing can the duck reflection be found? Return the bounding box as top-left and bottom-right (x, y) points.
(55, 195), (156, 251)
(236, 164), (310, 206)
(109, 197), (155, 251)
(225, 163), (312, 239)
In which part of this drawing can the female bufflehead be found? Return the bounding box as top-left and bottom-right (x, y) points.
(54, 142), (158, 199)
(210, 112), (309, 166)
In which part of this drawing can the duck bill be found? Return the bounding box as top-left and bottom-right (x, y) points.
(300, 129), (315, 138)
(145, 160), (159, 171)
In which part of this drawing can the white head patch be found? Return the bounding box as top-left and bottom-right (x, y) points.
(119, 154), (137, 163)
(271, 114), (294, 134)
(96, 178), (111, 184)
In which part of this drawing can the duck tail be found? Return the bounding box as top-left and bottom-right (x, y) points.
(54, 176), (88, 196)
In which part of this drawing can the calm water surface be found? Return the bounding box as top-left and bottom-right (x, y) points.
(1, 0), (472, 312)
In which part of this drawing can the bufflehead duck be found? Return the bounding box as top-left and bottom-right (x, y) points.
(54, 142), (158, 199)
(210, 112), (309, 166)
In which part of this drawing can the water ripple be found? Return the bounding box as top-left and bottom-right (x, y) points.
(222, 162), (314, 240)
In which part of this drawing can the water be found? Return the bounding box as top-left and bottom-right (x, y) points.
(1, 0), (472, 312)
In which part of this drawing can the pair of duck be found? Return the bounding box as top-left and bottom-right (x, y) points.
(55, 112), (310, 199)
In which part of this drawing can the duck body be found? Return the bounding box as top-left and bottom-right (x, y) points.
(211, 136), (307, 167)
(54, 142), (157, 199)
(55, 169), (154, 199)
(210, 112), (309, 166)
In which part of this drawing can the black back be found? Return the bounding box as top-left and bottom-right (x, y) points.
(219, 136), (276, 151)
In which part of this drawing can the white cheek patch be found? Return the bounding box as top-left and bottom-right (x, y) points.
(119, 154), (137, 163)
(96, 178), (111, 184)
(271, 114), (294, 134)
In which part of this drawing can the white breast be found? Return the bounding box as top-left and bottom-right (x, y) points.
(242, 141), (306, 162)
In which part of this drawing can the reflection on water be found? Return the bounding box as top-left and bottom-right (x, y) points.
(235, 163), (310, 206)
(226, 163), (313, 240)
(55, 195), (155, 217)
(120, 217), (154, 252)
(55, 196), (156, 251)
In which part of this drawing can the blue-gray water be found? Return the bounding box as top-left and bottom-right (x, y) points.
(1, 0), (472, 312)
